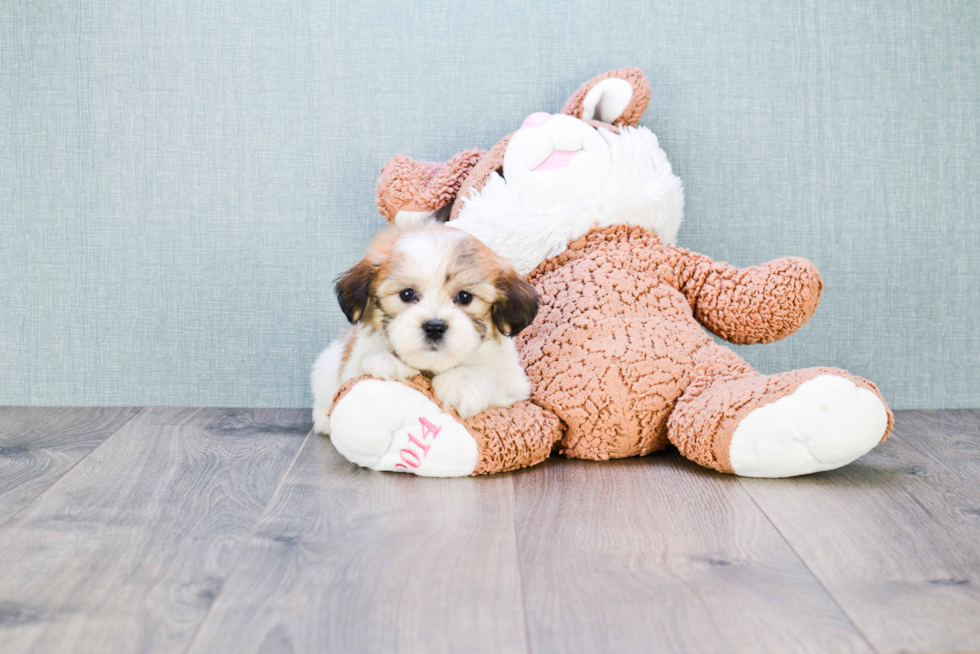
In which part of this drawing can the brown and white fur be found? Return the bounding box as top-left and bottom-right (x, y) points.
(312, 225), (538, 434)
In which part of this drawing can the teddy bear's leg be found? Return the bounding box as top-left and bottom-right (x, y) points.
(667, 343), (894, 477)
(328, 376), (562, 477)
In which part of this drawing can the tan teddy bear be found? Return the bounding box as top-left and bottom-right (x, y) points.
(322, 67), (893, 478)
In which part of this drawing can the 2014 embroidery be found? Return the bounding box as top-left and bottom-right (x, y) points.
(394, 417), (442, 470)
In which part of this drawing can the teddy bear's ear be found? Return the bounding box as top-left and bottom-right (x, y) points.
(376, 149), (484, 227)
(560, 67), (651, 127)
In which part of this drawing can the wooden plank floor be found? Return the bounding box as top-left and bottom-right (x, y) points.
(0, 407), (140, 527)
(0, 408), (977, 654)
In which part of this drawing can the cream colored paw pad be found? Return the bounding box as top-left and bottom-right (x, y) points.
(729, 375), (889, 478)
(329, 380), (478, 478)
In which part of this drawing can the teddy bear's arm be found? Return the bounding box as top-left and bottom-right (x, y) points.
(375, 148), (484, 226)
(669, 247), (824, 345)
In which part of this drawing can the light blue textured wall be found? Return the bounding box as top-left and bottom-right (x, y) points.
(1, 0), (978, 409)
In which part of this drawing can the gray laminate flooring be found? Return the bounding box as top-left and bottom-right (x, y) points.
(0, 407), (977, 654)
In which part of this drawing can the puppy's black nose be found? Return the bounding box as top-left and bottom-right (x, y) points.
(422, 319), (448, 340)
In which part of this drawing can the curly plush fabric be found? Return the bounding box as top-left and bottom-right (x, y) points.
(673, 250), (823, 345)
(516, 224), (892, 467)
(560, 66), (651, 127)
(375, 148), (484, 220)
(519, 225), (708, 459)
(672, 250), (823, 345)
(468, 402), (563, 474)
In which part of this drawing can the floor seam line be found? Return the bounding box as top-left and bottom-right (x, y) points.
(0, 407), (146, 530)
(511, 474), (534, 654)
(181, 425), (314, 654)
(734, 476), (880, 654)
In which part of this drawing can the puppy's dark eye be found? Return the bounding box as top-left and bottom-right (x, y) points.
(399, 289), (417, 303)
(454, 290), (473, 306)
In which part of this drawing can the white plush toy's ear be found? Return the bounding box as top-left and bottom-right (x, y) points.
(581, 78), (634, 123)
(561, 67), (651, 127)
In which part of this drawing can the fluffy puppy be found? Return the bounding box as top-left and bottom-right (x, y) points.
(312, 224), (539, 435)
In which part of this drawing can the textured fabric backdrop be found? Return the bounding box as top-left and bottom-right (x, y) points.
(1, 0), (978, 408)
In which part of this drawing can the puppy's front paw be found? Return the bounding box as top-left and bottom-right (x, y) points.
(432, 369), (498, 419)
(362, 351), (418, 381)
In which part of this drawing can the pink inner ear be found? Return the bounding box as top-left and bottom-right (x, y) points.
(521, 112), (552, 128)
(533, 150), (578, 171)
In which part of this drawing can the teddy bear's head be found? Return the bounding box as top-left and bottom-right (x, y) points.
(376, 68), (684, 275)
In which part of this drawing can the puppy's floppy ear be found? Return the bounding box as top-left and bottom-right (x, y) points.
(335, 229), (399, 323)
(335, 258), (375, 324)
(493, 270), (539, 337)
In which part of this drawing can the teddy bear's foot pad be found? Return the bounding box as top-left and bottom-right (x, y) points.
(729, 374), (889, 478)
(330, 380), (478, 477)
